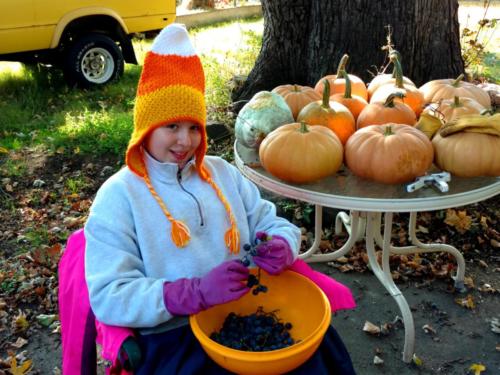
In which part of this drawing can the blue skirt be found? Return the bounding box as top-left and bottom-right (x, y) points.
(135, 324), (356, 374)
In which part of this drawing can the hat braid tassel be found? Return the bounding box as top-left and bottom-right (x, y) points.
(143, 166), (191, 248)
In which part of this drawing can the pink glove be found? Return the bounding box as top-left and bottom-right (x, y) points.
(253, 232), (294, 275)
(163, 260), (250, 316)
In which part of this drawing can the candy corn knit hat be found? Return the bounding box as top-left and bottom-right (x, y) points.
(126, 24), (240, 254)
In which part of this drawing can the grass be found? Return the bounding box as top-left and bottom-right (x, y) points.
(0, 3), (497, 160)
(0, 17), (263, 161)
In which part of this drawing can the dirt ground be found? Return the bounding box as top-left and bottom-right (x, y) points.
(19, 259), (500, 374)
(0, 134), (499, 374)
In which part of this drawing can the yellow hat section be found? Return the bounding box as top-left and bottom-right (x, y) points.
(127, 84), (206, 176)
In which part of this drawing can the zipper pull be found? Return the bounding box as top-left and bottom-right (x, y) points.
(177, 168), (182, 182)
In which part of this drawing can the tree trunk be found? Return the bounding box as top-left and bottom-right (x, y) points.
(232, 0), (464, 107)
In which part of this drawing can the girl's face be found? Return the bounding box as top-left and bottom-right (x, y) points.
(145, 121), (202, 168)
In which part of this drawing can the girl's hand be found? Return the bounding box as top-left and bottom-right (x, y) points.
(253, 232), (294, 275)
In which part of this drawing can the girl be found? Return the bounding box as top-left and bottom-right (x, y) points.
(84, 24), (356, 374)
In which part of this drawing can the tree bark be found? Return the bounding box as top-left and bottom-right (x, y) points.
(232, 0), (464, 107)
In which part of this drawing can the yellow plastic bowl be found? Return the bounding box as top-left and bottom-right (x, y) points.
(189, 269), (331, 375)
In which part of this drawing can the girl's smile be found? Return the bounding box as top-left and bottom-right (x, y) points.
(144, 121), (202, 168)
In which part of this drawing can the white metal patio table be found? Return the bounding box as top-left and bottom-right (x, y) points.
(234, 140), (500, 363)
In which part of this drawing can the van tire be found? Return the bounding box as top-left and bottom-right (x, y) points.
(64, 34), (124, 88)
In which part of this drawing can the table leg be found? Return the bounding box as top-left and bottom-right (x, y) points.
(302, 208), (361, 263)
(335, 211), (366, 241)
(374, 212), (466, 291)
(299, 205), (323, 259)
(366, 212), (415, 363)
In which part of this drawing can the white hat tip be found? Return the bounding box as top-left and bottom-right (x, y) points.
(151, 24), (196, 57)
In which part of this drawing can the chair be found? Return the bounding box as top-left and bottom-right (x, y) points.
(58, 229), (140, 374)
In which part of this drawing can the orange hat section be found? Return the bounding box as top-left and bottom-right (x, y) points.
(137, 53), (205, 97)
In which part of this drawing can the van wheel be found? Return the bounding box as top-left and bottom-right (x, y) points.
(64, 34), (124, 87)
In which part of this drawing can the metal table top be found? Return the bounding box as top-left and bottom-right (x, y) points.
(234, 141), (500, 212)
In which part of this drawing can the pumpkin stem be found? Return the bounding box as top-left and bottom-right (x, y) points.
(452, 74), (464, 87)
(383, 125), (394, 136)
(322, 79), (332, 108)
(384, 92), (406, 108)
(340, 70), (352, 99)
(299, 121), (309, 133)
(389, 51), (404, 89)
(453, 95), (461, 107)
(336, 54), (349, 76)
(293, 84), (300, 92)
(389, 50), (402, 78)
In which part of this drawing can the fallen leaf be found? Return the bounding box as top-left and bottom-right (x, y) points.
(5, 184), (13, 192)
(491, 239), (500, 248)
(464, 276), (475, 288)
(496, 344), (500, 352)
(0, 146), (8, 153)
(478, 283), (496, 293)
(491, 318), (500, 334)
(422, 324), (436, 335)
(416, 225), (429, 234)
(363, 321), (381, 335)
(469, 363), (486, 375)
(36, 314), (58, 327)
(412, 353), (423, 366)
(13, 311), (29, 332)
(9, 337), (28, 349)
(478, 260), (488, 268)
(9, 357), (32, 375)
(444, 209), (472, 234)
(480, 216), (489, 230)
(373, 355), (384, 365)
(455, 294), (475, 309)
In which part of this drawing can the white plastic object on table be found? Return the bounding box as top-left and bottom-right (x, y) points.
(406, 172), (451, 193)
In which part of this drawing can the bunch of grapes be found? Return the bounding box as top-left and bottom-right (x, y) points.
(241, 242), (268, 295)
(210, 307), (296, 351)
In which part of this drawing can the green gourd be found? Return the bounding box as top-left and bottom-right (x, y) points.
(235, 91), (294, 149)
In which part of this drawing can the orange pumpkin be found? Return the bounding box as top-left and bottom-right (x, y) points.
(345, 124), (434, 184)
(272, 84), (322, 120)
(314, 54), (368, 100)
(329, 70), (368, 120)
(356, 93), (417, 129)
(419, 74), (491, 108)
(297, 79), (355, 145)
(432, 131), (500, 177)
(259, 122), (344, 183)
(369, 53), (424, 116)
(422, 96), (485, 123)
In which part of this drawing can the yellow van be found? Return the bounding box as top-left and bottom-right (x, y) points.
(0, 0), (176, 86)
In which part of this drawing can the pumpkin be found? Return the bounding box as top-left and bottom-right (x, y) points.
(422, 96), (485, 124)
(272, 84), (321, 120)
(345, 124), (434, 184)
(369, 53), (425, 116)
(259, 122), (343, 183)
(235, 91), (294, 149)
(314, 54), (368, 100)
(329, 70), (368, 120)
(419, 74), (491, 108)
(297, 79), (355, 145)
(356, 93), (417, 129)
(367, 51), (416, 99)
(477, 82), (500, 107)
(432, 132), (500, 177)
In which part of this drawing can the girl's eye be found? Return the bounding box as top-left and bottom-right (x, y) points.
(191, 125), (201, 131)
(164, 124), (178, 130)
